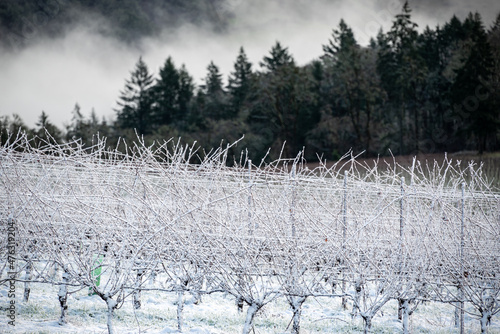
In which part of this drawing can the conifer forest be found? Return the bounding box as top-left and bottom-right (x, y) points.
(1, 1), (500, 334)
(1, 0), (499, 163)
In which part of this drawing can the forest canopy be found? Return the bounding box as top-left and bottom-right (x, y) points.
(1, 1), (499, 162)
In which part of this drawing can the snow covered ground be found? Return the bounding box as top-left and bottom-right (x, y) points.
(1, 280), (499, 333)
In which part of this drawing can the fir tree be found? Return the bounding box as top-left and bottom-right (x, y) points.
(154, 56), (180, 125)
(378, 1), (426, 154)
(0, 114), (28, 146)
(322, 19), (358, 62)
(204, 61), (224, 96)
(116, 57), (155, 135)
(34, 111), (63, 145)
(322, 20), (380, 153)
(249, 43), (319, 158)
(200, 61), (227, 120)
(451, 12), (496, 153)
(260, 41), (294, 72)
(227, 47), (253, 117)
(66, 103), (86, 141)
(177, 64), (195, 125)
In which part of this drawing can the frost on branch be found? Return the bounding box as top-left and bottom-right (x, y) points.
(0, 133), (499, 333)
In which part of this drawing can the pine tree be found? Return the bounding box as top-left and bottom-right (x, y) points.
(376, 28), (398, 101)
(388, 1), (419, 53)
(34, 111), (63, 145)
(65, 104), (106, 145)
(204, 61), (224, 96)
(260, 41), (294, 72)
(451, 12), (496, 153)
(154, 56), (180, 125)
(66, 103), (86, 141)
(322, 19), (358, 62)
(248, 42), (319, 158)
(0, 114), (28, 146)
(116, 57), (155, 135)
(227, 47), (253, 116)
(442, 15), (465, 47)
(321, 20), (383, 154)
(177, 64), (195, 125)
(378, 1), (426, 154)
(417, 25), (452, 151)
(488, 13), (500, 151)
(200, 61), (227, 120)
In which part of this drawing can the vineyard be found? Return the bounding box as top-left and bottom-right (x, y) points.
(1, 133), (500, 334)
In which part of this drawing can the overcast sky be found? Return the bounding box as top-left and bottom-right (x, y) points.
(0, 0), (499, 129)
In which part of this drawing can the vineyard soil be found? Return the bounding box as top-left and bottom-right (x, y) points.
(1, 280), (499, 333)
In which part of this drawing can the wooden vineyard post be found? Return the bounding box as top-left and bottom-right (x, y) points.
(248, 159), (253, 236)
(459, 182), (465, 334)
(341, 171), (348, 310)
(290, 164), (297, 239)
(400, 177), (405, 244)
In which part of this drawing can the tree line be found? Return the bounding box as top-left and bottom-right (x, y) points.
(2, 3), (500, 162)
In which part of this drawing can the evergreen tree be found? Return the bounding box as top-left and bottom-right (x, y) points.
(417, 25), (452, 151)
(177, 64), (195, 126)
(248, 43), (318, 158)
(88, 109), (99, 134)
(204, 61), (224, 96)
(199, 61), (228, 120)
(154, 56), (180, 125)
(488, 13), (500, 151)
(451, 12), (496, 153)
(33, 111), (63, 145)
(321, 20), (383, 154)
(488, 15), (500, 86)
(116, 57), (155, 135)
(260, 41), (294, 72)
(322, 19), (357, 61)
(0, 114), (28, 146)
(388, 2), (419, 52)
(66, 104), (108, 146)
(66, 103), (86, 141)
(439, 15), (469, 81)
(227, 47), (253, 116)
(442, 15), (465, 47)
(378, 1), (426, 154)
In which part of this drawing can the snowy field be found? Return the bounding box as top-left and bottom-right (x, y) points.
(2, 278), (500, 333)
